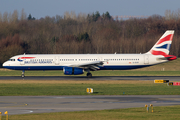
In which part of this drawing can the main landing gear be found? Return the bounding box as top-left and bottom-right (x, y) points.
(21, 70), (25, 78)
(86, 72), (92, 78)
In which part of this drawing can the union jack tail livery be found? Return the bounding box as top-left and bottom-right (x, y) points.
(146, 30), (176, 61)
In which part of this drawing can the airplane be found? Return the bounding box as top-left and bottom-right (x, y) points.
(2, 30), (177, 78)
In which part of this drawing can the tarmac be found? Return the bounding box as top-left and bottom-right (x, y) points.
(0, 95), (180, 115)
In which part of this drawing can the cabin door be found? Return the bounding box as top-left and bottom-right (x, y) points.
(98, 57), (103, 61)
(55, 56), (59, 65)
(144, 55), (149, 64)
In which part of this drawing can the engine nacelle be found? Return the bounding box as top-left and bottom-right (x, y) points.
(63, 67), (84, 75)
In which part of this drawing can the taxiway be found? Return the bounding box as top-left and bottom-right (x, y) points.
(0, 95), (180, 115)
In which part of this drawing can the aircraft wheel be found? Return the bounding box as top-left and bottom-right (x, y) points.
(22, 70), (25, 78)
(87, 73), (92, 78)
(21, 74), (25, 78)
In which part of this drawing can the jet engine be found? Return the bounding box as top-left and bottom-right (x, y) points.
(63, 67), (84, 75)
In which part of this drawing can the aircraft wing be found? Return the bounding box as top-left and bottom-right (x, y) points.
(69, 61), (105, 71)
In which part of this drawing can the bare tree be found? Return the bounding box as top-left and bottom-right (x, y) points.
(64, 11), (77, 20)
(20, 8), (26, 20)
(0, 12), (2, 22)
(12, 10), (18, 23)
(77, 12), (87, 22)
(64, 11), (71, 20)
(3, 12), (8, 22)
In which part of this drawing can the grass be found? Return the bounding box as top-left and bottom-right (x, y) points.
(0, 80), (179, 96)
(4, 105), (180, 120)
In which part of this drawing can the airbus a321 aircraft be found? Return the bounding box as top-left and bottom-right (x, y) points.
(3, 30), (177, 78)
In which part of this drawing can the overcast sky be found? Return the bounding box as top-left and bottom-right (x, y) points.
(1, 0), (180, 19)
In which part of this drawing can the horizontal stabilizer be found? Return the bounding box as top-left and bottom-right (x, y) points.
(164, 55), (177, 61)
(157, 55), (177, 61)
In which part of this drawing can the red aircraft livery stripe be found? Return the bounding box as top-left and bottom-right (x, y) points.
(156, 34), (173, 45)
(18, 57), (35, 59)
(150, 50), (177, 61)
(150, 50), (167, 56)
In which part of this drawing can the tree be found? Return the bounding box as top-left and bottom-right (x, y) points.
(3, 12), (8, 22)
(27, 14), (35, 20)
(94, 11), (100, 21)
(77, 32), (90, 42)
(87, 11), (100, 22)
(104, 11), (111, 20)
(12, 10), (18, 23)
(20, 8), (26, 20)
(0, 12), (2, 22)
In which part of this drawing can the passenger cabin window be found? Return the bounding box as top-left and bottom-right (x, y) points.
(9, 59), (15, 61)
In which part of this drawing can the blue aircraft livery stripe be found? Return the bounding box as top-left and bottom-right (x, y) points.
(156, 44), (169, 49)
(4, 65), (151, 71)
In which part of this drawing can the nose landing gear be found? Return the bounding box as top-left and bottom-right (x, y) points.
(21, 70), (25, 78)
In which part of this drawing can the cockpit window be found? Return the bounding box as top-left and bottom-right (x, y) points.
(8, 59), (15, 61)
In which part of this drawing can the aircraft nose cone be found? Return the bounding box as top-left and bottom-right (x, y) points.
(2, 62), (8, 67)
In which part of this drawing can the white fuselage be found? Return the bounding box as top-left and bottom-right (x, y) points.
(3, 54), (167, 70)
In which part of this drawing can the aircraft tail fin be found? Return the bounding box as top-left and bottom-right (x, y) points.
(146, 30), (176, 60)
(146, 30), (174, 55)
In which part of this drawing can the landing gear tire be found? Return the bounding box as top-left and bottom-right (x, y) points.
(22, 70), (25, 78)
(87, 73), (92, 78)
(21, 74), (25, 78)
